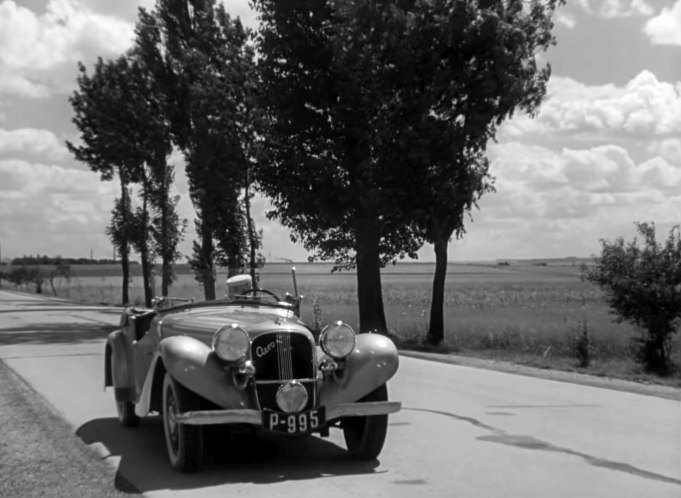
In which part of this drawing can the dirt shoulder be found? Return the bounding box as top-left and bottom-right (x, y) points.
(0, 360), (141, 498)
(400, 350), (681, 401)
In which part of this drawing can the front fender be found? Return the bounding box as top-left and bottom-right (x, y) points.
(318, 333), (399, 407)
(159, 335), (251, 409)
(105, 329), (135, 402)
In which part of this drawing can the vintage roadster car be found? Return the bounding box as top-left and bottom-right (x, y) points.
(105, 269), (401, 472)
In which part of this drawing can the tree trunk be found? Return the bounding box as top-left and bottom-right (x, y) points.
(140, 187), (153, 308)
(161, 256), (172, 297)
(160, 166), (171, 297)
(119, 179), (130, 305)
(245, 170), (257, 287)
(120, 238), (130, 305)
(354, 212), (387, 334)
(426, 233), (449, 346)
(140, 250), (152, 307)
(201, 226), (216, 300)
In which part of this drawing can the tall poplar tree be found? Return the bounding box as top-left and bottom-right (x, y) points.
(384, 0), (563, 345)
(135, 0), (259, 300)
(69, 54), (183, 306)
(68, 57), (143, 305)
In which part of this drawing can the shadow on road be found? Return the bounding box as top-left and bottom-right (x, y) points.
(0, 323), (117, 345)
(77, 417), (382, 494)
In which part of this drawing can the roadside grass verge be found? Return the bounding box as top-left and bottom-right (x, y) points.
(0, 361), (141, 497)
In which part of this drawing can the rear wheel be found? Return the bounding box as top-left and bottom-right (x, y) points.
(342, 384), (389, 460)
(162, 374), (204, 472)
(110, 356), (139, 427)
(115, 399), (139, 427)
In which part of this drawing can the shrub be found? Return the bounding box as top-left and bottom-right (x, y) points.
(5, 266), (47, 293)
(582, 222), (681, 375)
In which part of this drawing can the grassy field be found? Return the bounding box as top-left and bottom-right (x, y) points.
(6, 260), (681, 385)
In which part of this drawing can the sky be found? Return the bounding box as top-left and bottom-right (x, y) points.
(1, 0), (680, 263)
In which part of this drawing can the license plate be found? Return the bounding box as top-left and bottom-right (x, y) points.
(262, 407), (326, 434)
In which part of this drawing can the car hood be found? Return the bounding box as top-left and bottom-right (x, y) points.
(159, 304), (311, 343)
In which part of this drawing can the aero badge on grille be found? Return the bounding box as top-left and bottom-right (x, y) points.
(256, 341), (276, 358)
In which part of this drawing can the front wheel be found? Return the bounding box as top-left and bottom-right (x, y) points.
(342, 384), (389, 460)
(162, 374), (204, 472)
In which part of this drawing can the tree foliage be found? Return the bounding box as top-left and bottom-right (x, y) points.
(135, 0), (260, 300)
(149, 167), (187, 295)
(3, 266), (47, 294)
(253, 0), (563, 334)
(9, 255), (116, 265)
(254, 0), (425, 265)
(106, 189), (134, 293)
(254, 0), (428, 332)
(583, 222), (681, 375)
(68, 53), (185, 306)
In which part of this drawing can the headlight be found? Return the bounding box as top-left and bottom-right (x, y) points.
(320, 321), (356, 359)
(212, 324), (250, 362)
(276, 380), (308, 413)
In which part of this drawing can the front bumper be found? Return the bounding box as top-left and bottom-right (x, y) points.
(174, 401), (402, 426)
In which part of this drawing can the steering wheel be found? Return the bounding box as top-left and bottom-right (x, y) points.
(238, 288), (281, 303)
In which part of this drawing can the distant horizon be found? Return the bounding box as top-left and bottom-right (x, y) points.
(0, 255), (595, 266)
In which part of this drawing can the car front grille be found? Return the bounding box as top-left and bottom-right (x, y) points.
(251, 331), (316, 411)
(251, 331), (315, 381)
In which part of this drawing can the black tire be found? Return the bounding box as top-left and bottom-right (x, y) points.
(342, 384), (389, 460)
(162, 374), (204, 472)
(116, 399), (140, 427)
(111, 357), (139, 427)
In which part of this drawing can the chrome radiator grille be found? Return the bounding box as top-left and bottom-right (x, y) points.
(251, 332), (315, 381)
(251, 331), (316, 411)
(277, 332), (293, 379)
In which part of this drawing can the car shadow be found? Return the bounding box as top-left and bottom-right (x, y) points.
(77, 417), (382, 493)
(0, 323), (117, 345)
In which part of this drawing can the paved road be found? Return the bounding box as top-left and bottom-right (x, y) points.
(0, 290), (679, 497)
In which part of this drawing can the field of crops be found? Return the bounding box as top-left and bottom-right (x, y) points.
(8, 260), (681, 382)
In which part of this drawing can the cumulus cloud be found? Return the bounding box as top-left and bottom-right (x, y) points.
(450, 140), (681, 260)
(502, 71), (681, 140)
(0, 0), (135, 97)
(437, 66), (681, 260)
(487, 142), (681, 221)
(0, 0), (258, 101)
(647, 138), (681, 164)
(0, 159), (117, 257)
(643, 0), (681, 46)
(576, 0), (654, 18)
(555, 12), (576, 29)
(0, 73), (51, 99)
(79, 0), (155, 21)
(0, 128), (70, 161)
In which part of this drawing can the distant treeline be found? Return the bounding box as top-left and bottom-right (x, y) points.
(10, 255), (138, 266)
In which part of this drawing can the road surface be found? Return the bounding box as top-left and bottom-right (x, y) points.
(0, 290), (679, 497)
